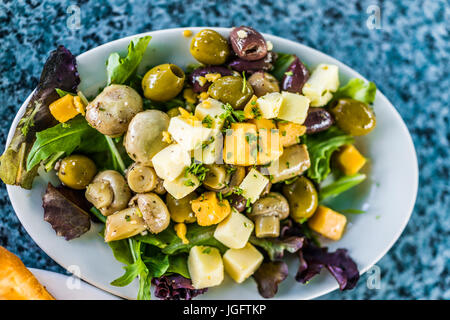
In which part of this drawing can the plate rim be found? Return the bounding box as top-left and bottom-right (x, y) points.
(6, 27), (419, 300)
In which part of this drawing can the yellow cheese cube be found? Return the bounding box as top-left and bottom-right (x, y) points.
(302, 64), (339, 107)
(256, 92), (283, 119)
(335, 144), (367, 176)
(214, 209), (254, 249)
(223, 123), (257, 166)
(188, 245), (224, 289)
(223, 243), (263, 283)
(278, 121), (306, 147)
(308, 205), (347, 241)
(277, 92), (310, 124)
(239, 168), (269, 203)
(49, 94), (80, 123)
(249, 119), (283, 165)
(163, 172), (200, 199)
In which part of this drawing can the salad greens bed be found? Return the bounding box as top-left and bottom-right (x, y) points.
(0, 27), (378, 300)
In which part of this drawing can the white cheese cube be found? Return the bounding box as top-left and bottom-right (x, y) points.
(168, 116), (214, 151)
(214, 209), (254, 249)
(302, 64), (339, 107)
(151, 144), (191, 181)
(194, 98), (227, 130)
(223, 243), (264, 283)
(163, 171), (200, 199)
(192, 129), (224, 164)
(188, 245), (224, 289)
(277, 92), (310, 124)
(256, 92), (283, 119)
(239, 168), (269, 203)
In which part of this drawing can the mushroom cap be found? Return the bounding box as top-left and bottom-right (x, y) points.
(249, 192), (289, 220)
(129, 193), (170, 234)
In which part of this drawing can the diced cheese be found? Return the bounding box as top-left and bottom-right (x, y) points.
(194, 98), (227, 130)
(214, 209), (254, 249)
(151, 144), (191, 181)
(223, 123), (257, 166)
(278, 121), (306, 147)
(308, 205), (347, 241)
(223, 243), (263, 284)
(302, 64), (339, 107)
(192, 129), (224, 164)
(239, 168), (269, 203)
(249, 119), (283, 165)
(335, 144), (366, 175)
(188, 245), (224, 289)
(255, 92), (283, 119)
(277, 92), (310, 124)
(163, 171), (200, 199)
(168, 116), (214, 151)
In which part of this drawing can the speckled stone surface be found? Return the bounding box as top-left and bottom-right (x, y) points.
(0, 0), (448, 299)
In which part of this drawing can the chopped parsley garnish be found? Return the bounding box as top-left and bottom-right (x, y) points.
(242, 71), (247, 93)
(202, 247), (212, 254)
(185, 161), (209, 182)
(202, 115), (213, 128)
(285, 71), (293, 76)
(220, 103), (246, 130)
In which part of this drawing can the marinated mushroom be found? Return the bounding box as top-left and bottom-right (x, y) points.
(264, 144), (310, 183)
(203, 165), (230, 191)
(126, 163), (157, 193)
(85, 170), (131, 216)
(248, 72), (280, 97)
(124, 110), (170, 166)
(153, 175), (166, 195)
(166, 192), (197, 223)
(85, 84), (143, 137)
(57, 155), (97, 190)
(104, 207), (147, 242)
(248, 192), (289, 238)
(129, 193), (170, 234)
(219, 166), (246, 195)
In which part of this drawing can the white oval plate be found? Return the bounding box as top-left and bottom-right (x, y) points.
(29, 268), (120, 300)
(6, 27), (418, 300)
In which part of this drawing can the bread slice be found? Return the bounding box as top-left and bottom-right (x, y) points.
(0, 246), (54, 300)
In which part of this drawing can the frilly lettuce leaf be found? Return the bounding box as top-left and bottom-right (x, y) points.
(253, 261), (289, 298)
(333, 78), (377, 104)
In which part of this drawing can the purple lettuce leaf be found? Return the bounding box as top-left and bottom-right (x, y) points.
(0, 45), (80, 189)
(42, 183), (91, 240)
(249, 235), (305, 261)
(152, 275), (207, 300)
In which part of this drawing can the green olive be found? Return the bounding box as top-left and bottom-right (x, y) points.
(58, 155), (97, 190)
(330, 98), (376, 136)
(142, 64), (185, 102)
(282, 176), (318, 222)
(166, 192), (197, 223)
(208, 76), (254, 109)
(190, 29), (230, 65)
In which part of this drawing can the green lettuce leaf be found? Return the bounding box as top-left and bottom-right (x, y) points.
(305, 126), (354, 183)
(106, 36), (151, 85)
(166, 254), (190, 279)
(319, 173), (367, 201)
(26, 116), (108, 171)
(333, 78), (377, 104)
(271, 52), (296, 81)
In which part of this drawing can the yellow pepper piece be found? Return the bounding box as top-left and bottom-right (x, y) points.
(191, 192), (231, 226)
(278, 121), (306, 147)
(243, 95), (259, 119)
(183, 88), (197, 105)
(174, 223), (189, 244)
(49, 94), (80, 123)
(335, 144), (366, 175)
(308, 205), (347, 241)
(73, 95), (86, 116)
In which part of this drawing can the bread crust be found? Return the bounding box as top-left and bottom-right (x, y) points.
(0, 246), (54, 300)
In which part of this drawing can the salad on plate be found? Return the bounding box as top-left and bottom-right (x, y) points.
(0, 26), (378, 300)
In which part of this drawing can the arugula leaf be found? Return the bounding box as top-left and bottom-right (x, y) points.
(333, 78), (377, 104)
(319, 173), (367, 201)
(106, 36), (151, 85)
(26, 116), (108, 170)
(110, 259), (147, 287)
(55, 88), (75, 97)
(166, 254), (190, 279)
(305, 126), (354, 183)
(107, 239), (134, 265)
(271, 52), (296, 81)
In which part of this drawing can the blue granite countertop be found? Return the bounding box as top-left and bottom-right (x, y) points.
(0, 0), (448, 299)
